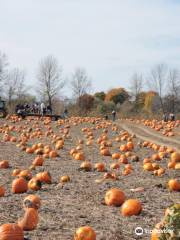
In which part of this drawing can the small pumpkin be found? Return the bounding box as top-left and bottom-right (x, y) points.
(0, 160), (9, 169)
(60, 175), (70, 183)
(80, 161), (92, 171)
(74, 226), (96, 240)
(94, 163), (105, 172)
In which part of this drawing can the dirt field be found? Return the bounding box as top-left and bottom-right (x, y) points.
(0, 117), (179, 240)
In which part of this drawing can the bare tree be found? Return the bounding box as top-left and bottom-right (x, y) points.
(129, 73), (143, 111)
(4, 68), (26, 105)
(0, 52), (8, 94)
(70, 68), (92, 100)
(37, 55), (64, 109)
(167, 68), (180, 113)
(148, 64), (168, 113)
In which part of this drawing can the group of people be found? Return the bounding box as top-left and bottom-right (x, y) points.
(15, 102), (52, 115)
(163, 112), (175, 122)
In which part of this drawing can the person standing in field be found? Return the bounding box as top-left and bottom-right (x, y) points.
(112, 110), (116, 121)
(40, 102), (46, 116)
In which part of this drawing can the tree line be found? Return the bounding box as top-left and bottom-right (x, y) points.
(0, 51), (180, 117)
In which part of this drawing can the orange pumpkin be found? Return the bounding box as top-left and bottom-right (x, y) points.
(18, 208), (39, 231)
(0, 223), (24, 240)
(168, 179), (180, 191)
(143, 163), (154, 171)
(28, 178), (42, 191)
(32, 156), (44, 166)
(0, 160), (9, 169)
(60, 176), (70, 183)
(49, 150), (59, 158)
(0, 186), (5, 197)
(100, 148), (111, 156)
(74, 226), (96, 240)
(12, 169), (21, 177)
(121, 199), (142, 216)
(80, 161), (92, 171)
(105, 188), (125, 206)
(94, 163), (105, 172)
(12, 177), (28, 194)
(36, 171), (52, 184)
(23, 195), (41, 209)
(171, 152), (180, 163)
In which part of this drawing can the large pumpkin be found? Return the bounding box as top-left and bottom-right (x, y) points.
(18, 208), (39, 231)
(105, 188), (125, 206)
(0, 223), (24, 240)
(121, 199), (142, 216)
(12, 177), (28, 194)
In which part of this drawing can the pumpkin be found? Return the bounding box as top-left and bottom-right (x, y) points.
(105, 188), (125, 206)
(18, 208), (39, 231)
(23, 195), (41, 209)
(94, 163), (105, 172)
(112, 153), (121, 160)
(100, 148), (111, 156)
(74, 153), (85, 161)
(0, 160), (9, 169)
(36, 171), (52, 184)
(143, 163), (154, 171)
(121, 199), (142, 216)
(12, 177), (28, 194)
(110, 163), (120, 170)
(49, 150), (59, 158)
(12, 169), (21, 177)
(120, 145), (127, 152)
(0, 223), (24, 240)
(168, 179), (180, 191)
(167, 161), (176, 169)
(126, 141), (134, 151)
(0, 186), (5, 197)
(32, 156), (44, 166)
(28, 178), (42, 191)
(18, 170), (32, 180)
(25, 147), (34, 154)
(170, 152), (180, 163)
(60, 176), (70, 183)
(74, 226), (96, 240)
(80, 161), (92, 171)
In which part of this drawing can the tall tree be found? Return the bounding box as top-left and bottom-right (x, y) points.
(167, 68), (180, 113)
(4, 68), (26, 105)
(148, 64), (168, 113)
(37, 55), (64, 109)
(70, 68), (92, 100)
(0, 51), (8, 94)
(129, 72), (143, 99)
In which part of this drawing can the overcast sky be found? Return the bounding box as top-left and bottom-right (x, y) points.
(1, 0), (180, 96)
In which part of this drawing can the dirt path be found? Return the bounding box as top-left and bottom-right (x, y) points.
(118, 120), (180, 152)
